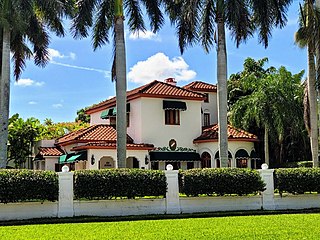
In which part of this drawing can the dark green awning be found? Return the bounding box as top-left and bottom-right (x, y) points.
(101, 103), (131, 119)
(163, 100), (187, 111)
(235, 149), (249, 159)
(150, 151), (200, 162)
(58, 151), (87, 164)
(250, 150), (260, 160)
(214, 151), (232, 159)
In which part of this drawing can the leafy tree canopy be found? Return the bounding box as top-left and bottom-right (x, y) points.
(228, 58), (310, 166)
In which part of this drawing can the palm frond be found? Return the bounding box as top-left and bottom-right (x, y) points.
(124, 0), (145, 32)
(140, 0), (164, 32)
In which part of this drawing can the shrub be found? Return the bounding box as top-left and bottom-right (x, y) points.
(74, 169), (167, 200)
(179, 168), (265, 196)
(275, 168), (320, 195)
(0, 170), (58, 203)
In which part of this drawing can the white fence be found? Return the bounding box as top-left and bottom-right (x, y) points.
(1, 169), (320, 221)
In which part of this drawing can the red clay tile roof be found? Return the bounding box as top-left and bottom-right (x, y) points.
(71, 142), (154, 151)
(194, 124), (258, 143)
(86, 80), (205, 114)
(183, 81), (217, 92)
(56, 124), (134, 145)
(37, 147), (64, 156)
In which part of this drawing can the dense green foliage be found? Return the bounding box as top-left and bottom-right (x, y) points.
(275, 168), (320, 195)
(179, 168), (265, 196)
(0, 170), (58, 203)
(75, 108), (90, 123)
(228, 58), (310, 166)
(8, 114), (43, 167)
(2, 214), (320, 239)
(74, 169), (167, 199)
(7, 114), (88, 167)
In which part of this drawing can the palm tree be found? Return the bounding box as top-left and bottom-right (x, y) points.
(71, 0), (164, 168)
(295, 0), (320, 167)
(163, 0), (293, 167)
(0, 0), (72, 168)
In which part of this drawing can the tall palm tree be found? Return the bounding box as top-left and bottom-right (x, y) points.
(0, 0), (72, 169)
(295, 0), (320, 167)
(163, 0), (292, 167)
(71, 0), (164, 168)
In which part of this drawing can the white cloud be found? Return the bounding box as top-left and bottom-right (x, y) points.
(14, 78), (44, 87)
(127, 52), (197, 84)
(52, 103), (63, 109)
(129, 30), (161, 41)
(48, 48), (77, 60)
(28, 101), (37, 105)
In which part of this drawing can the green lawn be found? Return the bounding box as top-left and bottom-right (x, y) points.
(1, 213), (320, 239)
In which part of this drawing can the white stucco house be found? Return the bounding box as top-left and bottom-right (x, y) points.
(34, 78), (260, 171)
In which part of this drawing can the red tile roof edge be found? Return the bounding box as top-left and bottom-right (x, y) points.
(71, 142), (154, 151)
(85, 80), (205, 114)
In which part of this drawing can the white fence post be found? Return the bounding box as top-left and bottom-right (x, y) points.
(165, 168), (181, 214)
(58, 171), (74, 217)
(259, 166), (275, 210)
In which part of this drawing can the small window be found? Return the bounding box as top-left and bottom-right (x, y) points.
(204, 113), (210, 126)
(165, 109), (180, 125)
(127, 113), (130, 127)
(109, 114), (130, 127)
(204, 93), (209, 102)
(187, 162), (194, 169)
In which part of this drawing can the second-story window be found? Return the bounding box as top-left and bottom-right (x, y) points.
(204, 113), (210, 126)
(165, 109), (180, 125)
(204, 93), (209, 102)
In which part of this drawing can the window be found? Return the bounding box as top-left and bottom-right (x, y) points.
(204, 93), (209, 102)
(165, 109), (180, 125)
(204, 113), (210, 126)
(108, 113), (130, 127)
(201, 152), (211, 168)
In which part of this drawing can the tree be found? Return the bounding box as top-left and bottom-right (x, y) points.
(228, 58), (307, 166)
(295, 0), (320, 167)
(0, 0), (73, 168)
(42, 121), (89, 139)
(75, 108), (90, 123)
(7, 114), (44, 168)
(71, 0), (164, 168)
(163, 0), (293, 167)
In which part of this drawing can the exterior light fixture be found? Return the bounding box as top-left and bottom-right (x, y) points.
(61, 165), (69, 172)
(261, 163), (269, 170)
(91, 154), (95, 165)
(166, 164), (173, 171)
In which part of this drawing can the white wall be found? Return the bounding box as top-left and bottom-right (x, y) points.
(140, 97), (202, 149)
(90, 111), (108, 125)
(89, 149), (150, 169)
(127, 98), (142, 143)
(197, 141), (255, 168)
(201, 92), (218, 125)
(45, 156), (59, 171)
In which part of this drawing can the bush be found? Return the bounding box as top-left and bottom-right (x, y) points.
(74, 169), (167, 200)
(179, 168), (265, 196)
(279, 161), (312, 168)
(0, 170), (58, 203)
(275, 168), (320, 195)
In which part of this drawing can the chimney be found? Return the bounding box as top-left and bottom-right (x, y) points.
(164, 78), (177, 86)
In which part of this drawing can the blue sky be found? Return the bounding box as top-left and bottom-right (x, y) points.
(10, 1), (306, 123)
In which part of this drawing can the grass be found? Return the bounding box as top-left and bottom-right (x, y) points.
(1, 213), (320, 239)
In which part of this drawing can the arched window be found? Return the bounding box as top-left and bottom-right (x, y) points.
(235, 149), (249, 168)
(214, 151), (232, 168)
(201, 152), (211, 168)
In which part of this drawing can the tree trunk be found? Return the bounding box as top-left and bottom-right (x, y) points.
(264, 126), (269, 166)
(114, 2), (127, 169)
(0, 26), (11, 169)
(307, 43), (319, 167)
(216, 16), (228, 167)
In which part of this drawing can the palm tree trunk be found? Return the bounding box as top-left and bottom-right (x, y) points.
(216, 15), (228, 168)
(264, 126), (269, 166)
(307, 43), (319, 167)
(114, 0), (127, 168)
(0, 26), (11, 169)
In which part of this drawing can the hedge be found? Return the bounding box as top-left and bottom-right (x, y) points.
(179, 168), (266, 196)
(74, 169), (167, 200)
(0, 170), (58, 203)
(275, 168), (320, 195)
